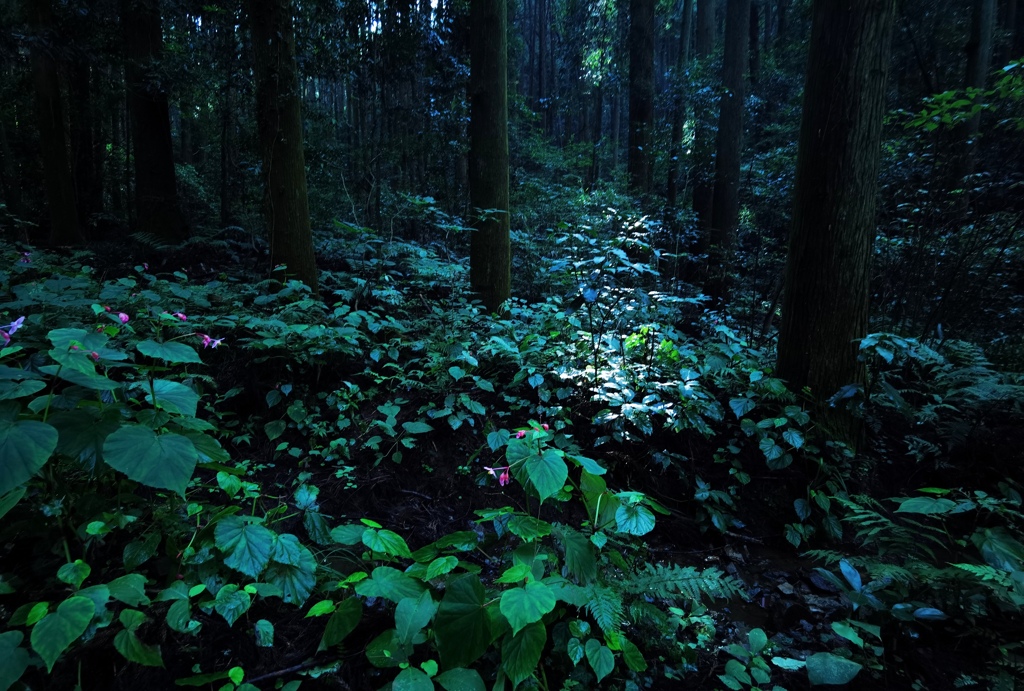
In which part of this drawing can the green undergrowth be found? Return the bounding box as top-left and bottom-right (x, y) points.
(0, 225), (1022, 690)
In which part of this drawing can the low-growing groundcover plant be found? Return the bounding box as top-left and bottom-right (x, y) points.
(1, 236), (1023, 691)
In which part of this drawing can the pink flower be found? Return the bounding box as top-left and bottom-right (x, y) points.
(209, 337), (224, 349)
(0, 331), (9, 345)
(142, 263), (149, 270)
(484, 466), (511, 486)
(199, 333), (212, 347)
(118, 313), (129, 324)
(19, 252), (30, 264)
(172, 312), (188, 321)
(103, 305), (111, 312)
(70, 345), (78, 350)
(542, 424), (549, 431)
(515, 431), (526, 439)
(89, 351), (100, 361)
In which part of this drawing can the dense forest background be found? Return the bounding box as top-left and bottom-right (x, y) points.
(1, 0), (1023, 689)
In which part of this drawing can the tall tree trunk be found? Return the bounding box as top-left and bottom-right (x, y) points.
(749, 0), (760, 84)
(692, 0), (717, 234)
(953, 0), (996, 184)
(707, 0), (750, 301)
(468, 0), (510, 312)
(123, 0), (190, 243)
(0, 110), (25, 223)
(667, 0), (694, 208)
(776, 0), (895, 443)
(247, 0), (319, 294)
(69, 62), (101, 228)
(29, 0), (81, 245)
(628, 0), (655, 194)
(775, 0), (788, 53)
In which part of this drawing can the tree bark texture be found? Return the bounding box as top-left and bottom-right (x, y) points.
(468, 0), (511, 312)
(667, 0), (694, 208)
(628, 0), (655, 194)
(29, 0), (81, 245)
(123, 0), (189, 243)
(776, 0), (895, 441)
(692, 0), (717, 232)
(707, 0), (750, 302)
(953, 0), (996, 183)
(248, 0), (320, 295)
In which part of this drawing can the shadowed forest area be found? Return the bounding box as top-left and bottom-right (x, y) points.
(1, 0), (1024, 689)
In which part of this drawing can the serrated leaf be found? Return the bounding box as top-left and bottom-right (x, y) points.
(264, 541), (317, 604)
(501, 622), (546, 686)
(554, 526), (596, 581)
(136, 340), (202, 364)
(500, 582), (556, 635)
(330, 523), (366, 545)
(729, 397), (756, 418)
(214, 585), (251, 627)
(520, 448), (568, 501)
(759, 436), (784, 462)
(215, 516), (275, 578)
(102, 426), (197, 495)
(782, 428), (804, 449)
(31, 596), (94, 672)
(507, 516), (552, 543)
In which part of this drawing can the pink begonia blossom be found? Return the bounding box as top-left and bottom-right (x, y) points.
(172, 312), (188, 321)
(118, 313), (129, 324)
(542, 424), (549, 431)
(484, 466), (511, 486)
(19, 252), (30, 263)
(89, 352), (100, 361)
(103, 305), (111, 312)
(515, 431), (526, 439)
(143, 263), (149, 270)
(199, 334), (225, 349)
(0, 331), (9, 345)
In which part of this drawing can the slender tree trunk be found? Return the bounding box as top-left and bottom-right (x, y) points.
(628, 0), (655, 194)
(247, 0), (319, 294)
(123, 0), (189, 243)
(0, 108), (25, 222)
(775, 0), (788, 53)
(69, 62), (101, 228)
(707, 0), (749, 302)
(667, 0), (694, 208)
(29, 0), (81, 245)
(952, 0), (996, 184)
(692, 0), (717, 234)
(468, 0), (510, 312)
(749, 0), (760, 84)
(776, 0), (895, 443)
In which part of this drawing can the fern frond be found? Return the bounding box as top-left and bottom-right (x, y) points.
(584, 584), (623, 635)
(624, 564), (745, 602)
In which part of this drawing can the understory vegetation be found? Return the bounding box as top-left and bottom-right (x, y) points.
(1, 180), (1022, 690)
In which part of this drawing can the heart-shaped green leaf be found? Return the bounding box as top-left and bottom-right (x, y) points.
(31, 596), (94, 672)
(0, 416), (58, 495)
(102, 426), (197, 495)
(0, 630), (30, 690)
(215, 516), (275, 578)
(434, 574), (490, 669)
(521, 448), (568, 501)
(499, 582), (556, 635)
(501, 621), (546, 686)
